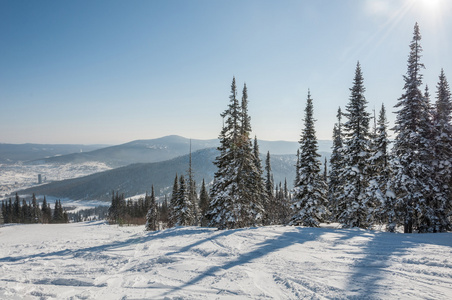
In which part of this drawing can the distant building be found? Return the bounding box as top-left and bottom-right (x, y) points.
(38, 174), (42, 184)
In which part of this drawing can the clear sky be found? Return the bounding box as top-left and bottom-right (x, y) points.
(1, 0), (451, 145)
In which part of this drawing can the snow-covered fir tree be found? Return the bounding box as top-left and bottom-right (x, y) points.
(145, 185), (159, 231)
(431, 69), (452, 231)
(235, 84), (264, 227)
(168, 174), (179, 227)
(328, 108), (344, 222)
(205, 78), (241, 229)
(264, 151), (276, 224)
(252, 136), (268, 225)
(391, 23), (436, 233)
(205, 78), (264, 229)
(290, 90), (328, 227)
(187, 141), (199, 225)
(337, 62), (372, 228)
(199, 179), (210, 226)
(173, 175), (195, 226)
(366, 104), (396, 230)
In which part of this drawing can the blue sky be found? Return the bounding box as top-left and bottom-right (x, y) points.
(1, 0), (451, 144)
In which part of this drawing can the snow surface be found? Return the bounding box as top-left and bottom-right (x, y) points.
(1, 222), (451, 299)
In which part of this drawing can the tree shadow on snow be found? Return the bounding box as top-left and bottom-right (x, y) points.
(159, 226), (319, 298)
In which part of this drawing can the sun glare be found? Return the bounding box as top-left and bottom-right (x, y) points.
(419, 0), (442, 12)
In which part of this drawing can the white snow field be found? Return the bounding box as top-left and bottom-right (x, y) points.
(1, 222), (451, 299)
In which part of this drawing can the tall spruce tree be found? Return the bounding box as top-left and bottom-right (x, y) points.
(328, 108), (344, 222)
(431, 69), (452, 231)
(187, 141), (199, 225)
(206, 77), (241, 229)
(391, 23), (435, 233)
(145, 185), (159, 231)
(199, 179), (210, 226)
(206, 78), (263, 229)
(366, 104), (395, 230)
(168, 174), (179, 227)
(252, 136), (267, 225)
(290, 90), (328, 227)
(337, 62), (372, 228)
(264, 151), (275, 224)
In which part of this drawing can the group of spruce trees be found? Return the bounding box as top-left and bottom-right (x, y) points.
(1, 193), (68, 224)
(201, 23), (451, 233)
(293, 23), (451, 233)
(131, 23), (451, 234)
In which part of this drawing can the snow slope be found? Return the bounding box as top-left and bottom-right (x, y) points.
(0, 222), (451, 299)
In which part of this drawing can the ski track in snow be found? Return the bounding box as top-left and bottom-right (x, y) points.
(0, 222), (451, 299)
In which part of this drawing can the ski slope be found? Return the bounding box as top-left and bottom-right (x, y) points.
(1, 222), (451, 299)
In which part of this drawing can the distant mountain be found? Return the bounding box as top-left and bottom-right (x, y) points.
(30, 135), (219, 168)
(25, 135), (332, 168)
(19, 148), (328, 201)
(0, 144), (107, 164)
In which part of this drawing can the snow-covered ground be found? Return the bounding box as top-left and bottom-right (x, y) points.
(0, 162), (111, 200)
(0, 222), (451, 299)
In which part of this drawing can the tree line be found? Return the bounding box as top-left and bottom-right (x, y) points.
(1, 193), (68, 224)
(112, 23), (451, 233)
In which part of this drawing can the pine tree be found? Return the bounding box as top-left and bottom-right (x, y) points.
(145, 185), (159, 231)
(431, 69), (452, 231)
(337, 62), (372, 228)
(328, 108), (344, 222)
(290, 90), (328, 227)
(391, 23), (435, 233)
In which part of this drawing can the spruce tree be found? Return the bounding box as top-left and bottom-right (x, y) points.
(145, 185), (159, 231)
(337, 62), (372, 228)
(168, 174), (179, 227)
(391, 23), (435, 233)
(174, 175), (194, 226)
(206, 78), (241, 229)
(366, 104), (395, 230)
(253, 136), (268, 223)
(290, 90), (328, 227)
(199, 179), (210, 226)
(187, 141), (199, 225)
(328, 108), (344, 222)
(206, 78), (263, 229)
(264, 151), (275, 224)
(431, 69), (452, 231)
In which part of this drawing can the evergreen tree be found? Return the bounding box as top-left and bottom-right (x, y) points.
(391, 23), (435, 233)
(145, 185), (159, 231)
(41, 196), (51, 223)
(366, 104), (395, 230)
(206, 77), (241, 229)
(264, 151), (276, 224)
(168, 174), (179, 227)
(174, 175), (194, 226)
(12, 193), (21, 223)
(199, 179), (210, 226)
(337, 62), (372, 228)
(328, 108), (344, 222)
(290, 90), (328, 227)
(31, 193), (41, 223)
(187, 141), (199, 225)
(206, 78), (263, 229)
(252, 137), (268, 225)
(0, 202), (4, 224)
(431, 69), (452, 231)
